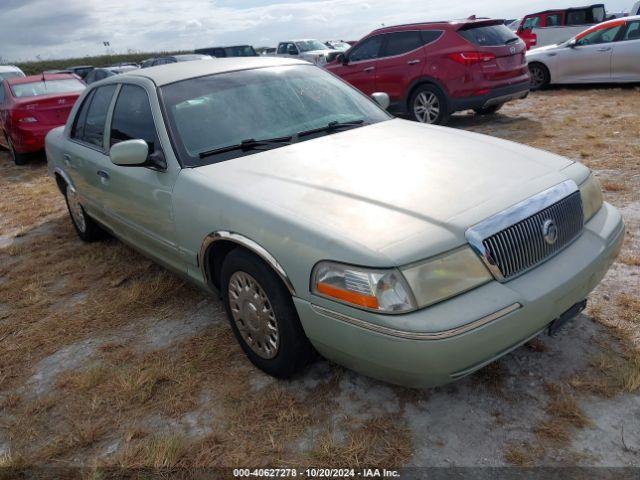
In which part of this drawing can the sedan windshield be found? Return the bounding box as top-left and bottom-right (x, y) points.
(10, 79), (86, 98)
(296, 40), (330, 52)
(160, 65), (390, 166)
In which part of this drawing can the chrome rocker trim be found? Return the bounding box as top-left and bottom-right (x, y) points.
(199, 231), (296, 295)
(311, 302), (521, 340)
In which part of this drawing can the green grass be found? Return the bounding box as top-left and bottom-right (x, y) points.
(15, 51), (190, 75)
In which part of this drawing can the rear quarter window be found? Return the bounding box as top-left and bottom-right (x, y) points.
(458, 24), (519, 46)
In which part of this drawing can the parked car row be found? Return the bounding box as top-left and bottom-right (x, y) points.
(1, 8), (638, 166)
(43, 57), (624, 387)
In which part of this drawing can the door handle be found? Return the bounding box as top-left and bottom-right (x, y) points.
(597, 47), (612, 52)
(97, 170), (110, 180)
(407, 59), (421, 65)
(363, 67), (375, 73)
(63, 153), (72, 165)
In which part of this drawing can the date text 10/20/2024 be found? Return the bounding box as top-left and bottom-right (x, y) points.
(233, 468), (401, 477)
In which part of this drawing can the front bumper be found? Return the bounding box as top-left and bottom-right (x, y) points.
(448, 81), (530, 113)
(294, 202), (624, 387)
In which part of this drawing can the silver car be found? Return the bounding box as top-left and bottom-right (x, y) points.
(527, 15), (640, 89)
(275, 39), (335, 65)
(45, 58), (623, 387)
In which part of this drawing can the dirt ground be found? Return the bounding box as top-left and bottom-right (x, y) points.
(0, 87), (638, 471)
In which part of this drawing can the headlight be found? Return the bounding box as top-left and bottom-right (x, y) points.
(311, 262), (416, 313)
(579, 173), (603, 222)
(401, 247), (491, 308)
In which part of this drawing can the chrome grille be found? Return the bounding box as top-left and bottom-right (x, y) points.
(482, 191), (583, 279)
(465, 181), (585, 282)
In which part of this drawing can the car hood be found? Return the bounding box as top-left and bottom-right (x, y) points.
(527, 44), (561, 57)
(192, 119), (575, 265)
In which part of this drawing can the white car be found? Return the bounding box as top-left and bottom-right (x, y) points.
(274, 39), (336, 65)
(0, 65), (25, 81)
(527, 15), (640, 89)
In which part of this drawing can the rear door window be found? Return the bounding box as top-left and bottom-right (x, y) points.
(545, 13), (563, 27)
(458, 24), (519, 46)
(522, 16), (541, 30)
(82, 85), (117, 148)
(348, 35), (384, 61)
(567, 11), (588, 25)
(576, 24), (623, 45)
(382, 31), (423, 57)
(71, 91), (95, 141)
(622, 21), (640, 40)
(110, 84), (158, 152)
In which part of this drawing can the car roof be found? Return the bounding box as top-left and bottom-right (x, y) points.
(369, 19), (497, 35)
(6, 73), (78, 85)
(527, 3), (604, 16)
(0, 65), (22, 72)
(124, 57), (309, 86)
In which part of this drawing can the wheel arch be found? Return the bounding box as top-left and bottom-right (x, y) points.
(528, 60), (552, 84)
(53, 168), (75, 195)
(405, 76), (449, 112)
(199, 231), (296, 295)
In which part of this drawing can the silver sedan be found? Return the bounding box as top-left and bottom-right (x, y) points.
(527, 15), (640, 89)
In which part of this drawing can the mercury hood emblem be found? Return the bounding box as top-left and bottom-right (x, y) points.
(542, 219), (558, 245)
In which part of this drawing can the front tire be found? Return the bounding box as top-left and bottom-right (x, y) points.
(64, 184), (105, 242)
(529, 63), (550, 91)
(410, 85), (450, 125)
(221, 249), (314, 378)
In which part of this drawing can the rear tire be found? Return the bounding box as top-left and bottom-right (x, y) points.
(409, 84), (450, 125)
(221, 248), (314, 378)
(529, 63), (550, 91)
(7, 137), (27, 166)
(64, 184), (106, 242)
(474, 103), (504, 115)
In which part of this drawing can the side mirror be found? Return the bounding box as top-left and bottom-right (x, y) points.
(335, 53), (345, 64)
(110, 139), (149, 167)
(371, 92), (390, 110)
(568, 39), (577, 48)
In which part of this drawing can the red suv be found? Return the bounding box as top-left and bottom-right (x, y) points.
(326, 19), (530, 124)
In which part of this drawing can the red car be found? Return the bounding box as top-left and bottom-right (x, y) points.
(0, 73), (85, 165)
(326, 18), (530, 124)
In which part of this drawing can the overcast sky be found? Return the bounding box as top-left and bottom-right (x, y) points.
(0, 0), (635, 61)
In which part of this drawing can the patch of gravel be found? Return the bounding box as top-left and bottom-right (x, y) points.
(402, 316), (638, 466)
(571, 394), (640, 466)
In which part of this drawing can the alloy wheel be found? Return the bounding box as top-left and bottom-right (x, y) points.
(228, 271), (280, 359)
(414, 91), (441, 124)
(66, 188), (87, 233)
(530, 66), (546, 89)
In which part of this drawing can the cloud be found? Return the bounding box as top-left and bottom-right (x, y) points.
(0, 0), (634, 61)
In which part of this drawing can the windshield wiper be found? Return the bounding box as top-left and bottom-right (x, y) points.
(297, 119), (365, 138)
(198, 136), (293, 158)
